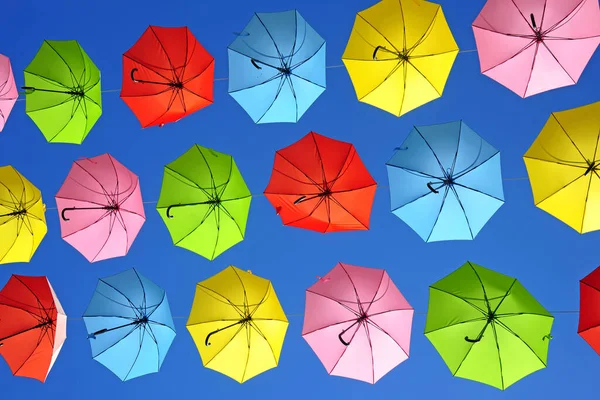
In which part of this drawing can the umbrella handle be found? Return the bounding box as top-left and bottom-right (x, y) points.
(464, 336), (481, 343)
(21, 86), (36, 94)
(427, 182), (440, 194)
(251, 59), (262, 70)
(61, 208), (71, 221)
(294, 196), (306, 205)
(166, 205), (175, 219)
(131, 68), (140, 82)
(373, 46), (383, 60)
(338, 331), (351, 346)
(530, 13), (537, 30)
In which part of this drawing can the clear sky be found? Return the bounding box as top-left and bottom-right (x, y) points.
(1, 0), (599, 399)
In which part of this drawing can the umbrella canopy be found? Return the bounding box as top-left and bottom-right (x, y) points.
(23, 40), (102, 144)
(264, 131), (377, 232)
(386, 121), (504, 242)
(0, 54), (17, 132)
(187, 266), (288, 383)
(302, 263), (413, 384)
(425, 261), (554, 390)
(228, 10), (326, 123)
(83, 268), (176, 381)
(524, 101), (600, 233)
(342, 0), (458, 117)
(473, 0), (600, 98)
(0, 166), (47, 264)
(0, 275), (66, 382)
(579, 266), (600, 354)
(121, 26), (215, 128)
(55, 154), (146, 262)
(156, 145), (251, 260)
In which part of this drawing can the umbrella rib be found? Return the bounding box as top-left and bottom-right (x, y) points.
(494, 319), (548, 367)
(290, 70), (326, 90)
(509, 0), (537, 33)
(305, 290), (361, 316)
(425, 186), (451, 242)
(231, 268), (250, 315)
(356, 13), (400, 54)
(363, 270), (386, 316)
(228, 70), (283, 94)
(523, 155), (587, 169)
(254, 13), (285, 61)
(449, 185), (475, 239)
(89, 213), (118, 262)
(92, 325), (138, 359)
(481, 40), (536, 75)
(328, 195), (369, 229)
(210, 205), (222, 260)
(12, 327), (48, 377)
(182, 58), (215, 86)
(453, 151), (499, 181)
(535, 174), (585, 206)
(302, 318), (359, 336)
(365, 318), (409, 359)
(149, 27), (178, 74)
(364, 323), (376, 383)
(248, 321), (279, 366)
(143, 323), (161, 373)
(256, 75), (287, 123)
(99, 279), (140, 313)
(203, 324), (246, 366)
(197, 285), (245, 317)
(406, 8), (441, 54)
(449, 122), (463, 177)
(453, 181), (504, 203)
(544, 0), (587, 34)
(123, 326), (146, 380)
(541, 41), (577, 82)
(357, 61), (403, 101)
(523, 42), (541, 97)
(310, 133), (329, 189)
(490, 322), (506, 389)
(413, 126), (448, 177)
(44, 41), (81, 89)
(132, 269), (147, 315)
(339, 264), (365, 313)
(164, 165), (210, 193)
(328, 147), (355, 192)
(276, 153), (321, 187)
(13, 276), (49, 320)
(430, 286), (488, 315)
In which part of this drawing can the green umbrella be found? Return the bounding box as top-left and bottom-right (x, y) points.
(157, 145), (252, 260)
(23, 40), (102, 144)
(424, 261), (553, 390)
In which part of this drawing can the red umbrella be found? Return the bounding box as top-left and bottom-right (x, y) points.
(121, 26), (215, 128)
(579, 266), (600, 353)
(0, 275), (66, 382)
(264, 132), (377, 233)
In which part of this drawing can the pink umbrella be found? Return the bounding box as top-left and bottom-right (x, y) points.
(302, 262), (414, 384)
(473, 0), (600, 97)
(0, 54), (17, 132)
(55, 154), (146, 262)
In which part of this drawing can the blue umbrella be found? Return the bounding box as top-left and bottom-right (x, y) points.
(83, 268), (176, 381)
(228, 10), (326, 123)
(386, 121), (504, 242)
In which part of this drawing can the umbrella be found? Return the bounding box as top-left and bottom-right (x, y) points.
(0, 275), (66, 382)
(425, 261), (554, 390)
(187, 266), (288, 383)
(23, 40), (102, 144)
(264, 131), (377, 232)
(121, 26), (215, 128)
(156, 145), (251, 260)
(0, 54), (17, 132)
(0, 165), (47, 264)
(302, 263), (414, 384)
(83, 268), (176, 381)
(55, 154), (146, 262)
(473, 0), (600, 97)
(579, 266), (600, 354)
(342, 0), (459, 117)
(386, 121), (504, 242)
(228, 10), (326, 123)
(524, 101), (600, 233)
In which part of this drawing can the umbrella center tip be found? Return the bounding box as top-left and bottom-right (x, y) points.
(170, 81), (184, 89)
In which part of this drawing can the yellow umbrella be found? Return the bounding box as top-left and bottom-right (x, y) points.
(0, 166), (47, 264)
(342, 0), (459, 117)
(524, 101), (600, 233)
(186, 266), (288, 383)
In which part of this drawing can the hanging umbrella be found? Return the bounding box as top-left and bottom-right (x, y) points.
(121, 26), (214, 128)
(386, 121), (504, 242)
(156, 145), (251, 260)
(264, 131), (377, 232)
(425, 261), (553, 390)
(23, 40), (102, 144)
(83, 268), (176, 381)
(524, 101), (600, 233)
(473, 0), (600, 97)
(228, 10), (326, 123)
(0, 54), (17, 132)
(0, 165), (47, 264)
(187, 266), (288, 383)
(342, 0), (459, 117)
(302, 262), (413, 384)
(0, 275), (66, 382)
(579, 266), (600, 354)
(55, 154), (146, 262)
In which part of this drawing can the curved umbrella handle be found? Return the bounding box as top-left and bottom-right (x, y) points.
(21, 86), (36, 94)
(427, 182), (440, 194)
(294, 196), (306, 205)
(61, 208), (72, 221)
(131, 68), (140, 83)
(338, 331), (351, 346)
(205, 330), (217, 346)
(530, 13), (537, 30)
(372, 46), (384, 60)
(251, 59), (262, 70)
(464, 336), (481, 343)
(166, 205), (176, 219)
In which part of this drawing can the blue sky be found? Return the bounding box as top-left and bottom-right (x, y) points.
(1, 0), (599, 399)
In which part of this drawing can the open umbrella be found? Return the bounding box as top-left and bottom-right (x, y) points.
(228, 10), (326, 123)
(0, 54), (17, 132)
(83, 268), (176, 381)
(386, 121), (504, 242)
(0, 165), (47, 264)
(473, 0), (600, 97)
(157, 145), (251, 260)
(264, 131), (377, 232)
(302, 263), (414, 384)
(23, 40), (102, 144)
(55, 154), (146, 262)
(579, 266), (600, 354)
(425, 261), (554, 390)
(342, 0), (459, 116)
(187, 266), (288, 383)
(121, 26), (215, 128)
(0, 275), (66, 382)
(524, 101), (600, 233)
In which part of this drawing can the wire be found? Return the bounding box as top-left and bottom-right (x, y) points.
(42, 178), (526, 211)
